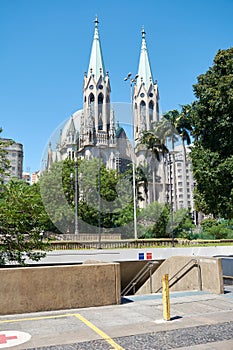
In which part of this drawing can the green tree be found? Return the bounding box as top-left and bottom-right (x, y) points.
(172, 208), (195, 239)
(40, 160), (75, 233)
(138, 202), (170, 238)
(79, 159), (134, 230)
(139, 128), (168, 203)
(0, 180), (51, 265)
(175, 104), (193, 160)
(199, 217), (233, 239)
(174, 105), (193, 209)
(40, 158), (135, 234)
(190, 48), (233, 219)
(162, 110), (180, 210)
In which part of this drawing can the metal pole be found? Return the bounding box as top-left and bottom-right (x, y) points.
(131, 79), (138, 240)
(74, 161), (79, 236)
(125, 73), (138, 240)
(197, 259), (202, 291)
(169, 153), (174, 247)
(149, 263), (153, 294)
(132, 158), (137, 240)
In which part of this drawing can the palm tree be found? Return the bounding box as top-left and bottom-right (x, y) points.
(175, 104), (193, 161)
(163, 110), (180, 211)
(151, 120), (172, 203)
(139, 129), (168, 203)
(135, 163), (150, 204)
(175, 104), (193, 208)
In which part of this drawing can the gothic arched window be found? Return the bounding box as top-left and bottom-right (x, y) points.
(149, 101), (154, 126)
(89, 93), (95, 116)
(106, 95), (110, 130)
(98, 93), (104, 130)
(89, 93), (95, 103)
(140, 100), (146, 130)
(156, 102), (160, 121)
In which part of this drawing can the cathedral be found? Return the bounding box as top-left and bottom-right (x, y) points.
(46, 17), (164, 207)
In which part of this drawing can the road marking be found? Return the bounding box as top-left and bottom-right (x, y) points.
(74, 314), (124, 350)
(0, 331), (31, 348)
(0, 313), (125, 350)
(0, 314), (72, 324)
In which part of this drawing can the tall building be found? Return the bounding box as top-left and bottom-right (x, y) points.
(167, 145), (195, 213)
(0, 138), (23, 183)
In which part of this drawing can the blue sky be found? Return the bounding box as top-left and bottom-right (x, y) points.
(1, 0), (233, 172)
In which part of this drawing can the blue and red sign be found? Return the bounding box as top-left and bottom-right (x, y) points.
(138, 252), (153, 260)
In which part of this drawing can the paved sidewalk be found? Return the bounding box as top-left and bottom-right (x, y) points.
(0, 287), (233, 349)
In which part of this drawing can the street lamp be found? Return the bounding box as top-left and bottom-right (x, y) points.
(124, 72), (139, 240)
(74, 160), (79, 236)
(98, 146), (101, 249)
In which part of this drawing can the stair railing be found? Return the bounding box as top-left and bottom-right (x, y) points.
(121, 261), (158, 296)
(154, 258), (202, 293)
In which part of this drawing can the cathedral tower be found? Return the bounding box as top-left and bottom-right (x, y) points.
(134, 28), (162, 206)
(133, 27), (159, 142)
(80, 17), (113, 150)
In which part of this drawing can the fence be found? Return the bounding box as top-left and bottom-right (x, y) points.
(49, 238), (233, 250)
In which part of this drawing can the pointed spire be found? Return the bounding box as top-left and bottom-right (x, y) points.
(47, 142), (53, 169)
(137, 27), (153, 89)
(67, 115), (76, 135)
(87, 16), (106, 80)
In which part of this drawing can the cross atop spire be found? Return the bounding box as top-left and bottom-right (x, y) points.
(142, 26), (146, 38)
(94, 15), (99, 39)
(94, 15), (99, 27)
(87, 16), (106, 80)
(136, 26), (153, 90)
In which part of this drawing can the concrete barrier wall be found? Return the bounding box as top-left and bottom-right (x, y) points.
(0, 263), (121, 315)
(137, 256), (224, 295)
(199, 257), (224, 293)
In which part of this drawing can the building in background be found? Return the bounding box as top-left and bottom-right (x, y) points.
(31, 171), (40, 184)
(168, 145), (195, 212)
(22, 172), (31, 184)
(0, 138), (23, 183)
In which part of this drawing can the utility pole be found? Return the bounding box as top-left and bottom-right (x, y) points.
(124, 72), (139, 240)
(74, 160), (79, 236)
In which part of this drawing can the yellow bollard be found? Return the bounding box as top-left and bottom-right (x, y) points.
(162, 274), (170, 321)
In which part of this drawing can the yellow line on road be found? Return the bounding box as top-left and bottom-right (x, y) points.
(74, 314), (125, 350)
(0, 314), (73, 323)
(0, 313), (125, 350)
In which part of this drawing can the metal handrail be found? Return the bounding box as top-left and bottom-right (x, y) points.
(121, 261), (158, 296)
(155, 258), (202, 293)
(223, 275), (233, 280)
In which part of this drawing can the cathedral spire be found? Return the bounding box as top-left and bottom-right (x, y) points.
(136, 27), (153, 89)
(133, 27), (160, 141)
(87, 16), (106, 80)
